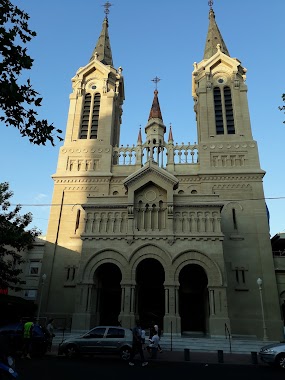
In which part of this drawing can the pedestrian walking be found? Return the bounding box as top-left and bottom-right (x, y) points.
(154, 324), (162, 352)
(46, 319), (55, 352)
(141, 327), (146, 349)
(128, 320), (148, 367)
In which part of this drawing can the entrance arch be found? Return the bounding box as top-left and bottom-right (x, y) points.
(136, 258), (165, 329)
(94, 263), (122, 325)
(179, 264), (208, 334)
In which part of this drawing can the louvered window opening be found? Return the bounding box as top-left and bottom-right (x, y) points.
(214, 87), (224, 134)
(90, 94), (101, 139)
(224, 86), (235, 134)
(80, 94), (91, 139)
(214, 86), (235, 135)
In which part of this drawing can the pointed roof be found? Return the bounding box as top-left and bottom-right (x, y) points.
(137, 128), (142, 144)
(148, 90), (163, 121)
(90, 17), (113, 66)
(168, 125), (173, 142)
(123, 158), (179, 191)
(203, 7), (230, 60)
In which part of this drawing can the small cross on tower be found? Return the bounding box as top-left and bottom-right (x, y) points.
(103, 1), (112, 19)
(151, 76), (161, 90)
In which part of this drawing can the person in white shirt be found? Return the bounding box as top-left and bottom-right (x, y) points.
(147, 330), (160, 357)
(154, 324), (162, 353)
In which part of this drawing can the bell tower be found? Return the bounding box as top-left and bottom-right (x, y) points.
(58, 2), (124, 175)
(193, 2), (262, 173)
(144, 78), (166, 165)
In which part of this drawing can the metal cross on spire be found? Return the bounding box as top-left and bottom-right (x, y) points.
(151, 76), (161, 90)
(208, 0), (213, 9)
(103, 1), (112, 18)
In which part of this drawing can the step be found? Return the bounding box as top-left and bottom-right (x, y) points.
(51, 332), (276, 354)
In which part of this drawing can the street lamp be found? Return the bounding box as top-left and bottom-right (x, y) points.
(257, 277), (268, 341)
(36, 273), (47, 325)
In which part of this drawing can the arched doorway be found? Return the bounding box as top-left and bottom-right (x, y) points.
(179, 264), (208, 334)
(95, 263), (122, 325)
(136, 258), (165, 330)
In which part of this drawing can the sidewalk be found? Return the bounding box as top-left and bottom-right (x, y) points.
(48, 345), (265, 366)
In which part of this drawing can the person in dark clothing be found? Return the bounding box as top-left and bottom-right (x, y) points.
(128, 320), (148, 367)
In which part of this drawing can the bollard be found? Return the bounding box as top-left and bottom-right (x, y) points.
(151, 347), (158, 359)
(251, 351), (258, 364)
(217, 349), (224, 363)
(184, 348), (190, 361)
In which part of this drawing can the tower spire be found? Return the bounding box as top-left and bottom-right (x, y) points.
(148, 77), (163, 121)
(90, 2), (113, 65)
(203, 1), (230, 59)
(168, 124), (174, 142)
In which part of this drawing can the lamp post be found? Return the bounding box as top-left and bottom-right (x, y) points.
(36, 273), (47, 325)
(257, 277), (268, 341)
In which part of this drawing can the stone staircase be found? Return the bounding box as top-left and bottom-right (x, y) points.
(155, 336), (274, 353)
(52, 331), (277, 354)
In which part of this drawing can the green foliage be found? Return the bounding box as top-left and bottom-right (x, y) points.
(0, 0), (63, 145)
(279, 94), (285, 124)
(0, 182), (40, 291)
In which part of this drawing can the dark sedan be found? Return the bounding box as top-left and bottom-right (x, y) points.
(0, 322), (49, 357)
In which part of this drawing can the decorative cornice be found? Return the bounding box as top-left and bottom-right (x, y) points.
(81, 235), (224, 242)
(175, 203), (223, 208)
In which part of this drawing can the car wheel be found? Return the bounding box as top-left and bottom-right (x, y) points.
(276, 353), (285, 369)
(120, 347), (131, 361)
(65, 344), (79, 358)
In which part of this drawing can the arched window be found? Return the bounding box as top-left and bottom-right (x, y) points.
(224, 86), (235, 134)
(213, 85), (235, 135)
(90, 93), (101, 139)
(79, 93), (91, 139)
(214, 87), (224, 134)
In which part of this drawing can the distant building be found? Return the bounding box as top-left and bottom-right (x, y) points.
(36, 5), (283, 339)
(8, 236), (46, 302)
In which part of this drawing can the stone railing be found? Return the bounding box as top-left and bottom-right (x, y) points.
(273, 250), (285, 257)
(113, 142), (199, 167)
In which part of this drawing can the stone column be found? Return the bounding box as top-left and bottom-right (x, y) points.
(118, 283), (136, 328)
(72, 282), (95, 332)
(208, 286), (231, 337)
(163, 284), (181, 336)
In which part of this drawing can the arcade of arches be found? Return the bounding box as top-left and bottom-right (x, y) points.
(84, 253), (224, 336)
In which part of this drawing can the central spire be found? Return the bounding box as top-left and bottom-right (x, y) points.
(90, 2), (113, 65)
(148, 90), (163, 121)
(203, 2), (230, 59)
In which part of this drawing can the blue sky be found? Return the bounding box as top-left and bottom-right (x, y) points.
(1, 0), (285, 237)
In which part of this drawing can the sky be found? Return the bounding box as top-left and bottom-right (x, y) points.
(1, 0), (285, 238)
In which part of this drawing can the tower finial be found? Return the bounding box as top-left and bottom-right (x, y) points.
(103, 1), (112, 19)
(151, 76), (161, 91)
(208, 0), (213, 10)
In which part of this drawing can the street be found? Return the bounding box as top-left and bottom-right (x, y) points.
(15, 355), (283, 380)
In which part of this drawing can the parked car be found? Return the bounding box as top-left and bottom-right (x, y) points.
(58, 326), (133, 360)
(259, 342), (285, 369)
(0, 322), (49, 357)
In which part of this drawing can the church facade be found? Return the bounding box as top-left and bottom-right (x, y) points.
(40, 5), (283, 340)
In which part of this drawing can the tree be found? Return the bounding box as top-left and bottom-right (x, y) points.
(279, 94), (285, 124)
(0, 182), (40, 291)
(0, 0), (62, 145)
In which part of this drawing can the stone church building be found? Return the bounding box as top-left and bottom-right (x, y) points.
(40, 4), (283, 340)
